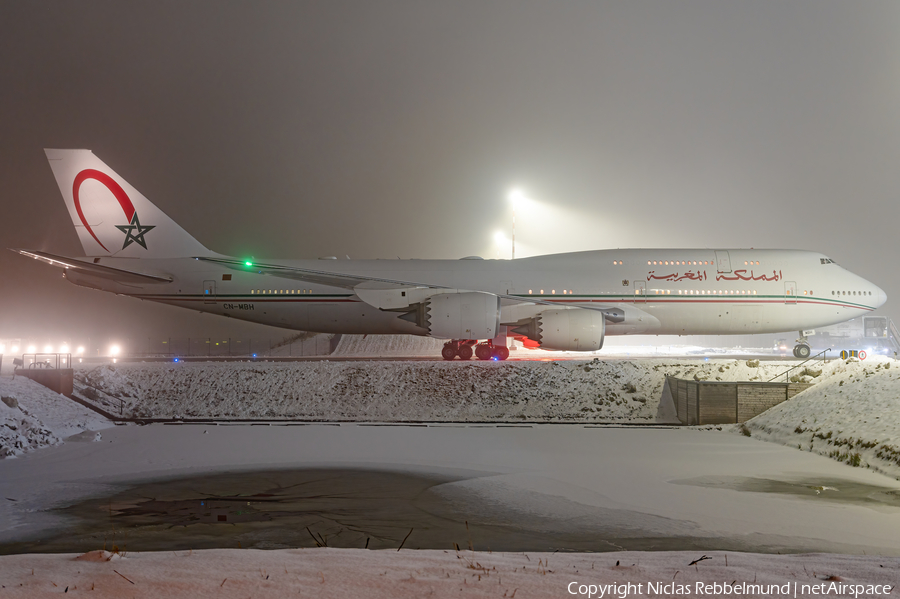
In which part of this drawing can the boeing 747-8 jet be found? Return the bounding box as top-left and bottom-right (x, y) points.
(15, 150), (887, 360)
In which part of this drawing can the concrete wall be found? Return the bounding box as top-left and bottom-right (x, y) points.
(15, 368), (74, 397)
(668, 376), (812, 425)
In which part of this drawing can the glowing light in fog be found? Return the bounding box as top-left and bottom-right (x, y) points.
(76, 347), (84, 355)
(60, 345), (69, 354)
(109, 345), (121, 357)
(508, 188), (526, 207)
(43, 345), (53, 353)
(27, 345), (36, 353)
(11, 345), (19, 353)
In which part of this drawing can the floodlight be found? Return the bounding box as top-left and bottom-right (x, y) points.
(508, 188), (526, 206)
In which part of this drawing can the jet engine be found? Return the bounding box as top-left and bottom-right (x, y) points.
(511, 308), (605, 351)
(399, 292), (500, 339)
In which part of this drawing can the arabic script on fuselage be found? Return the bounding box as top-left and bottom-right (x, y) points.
(647, 270), (707, 282)
(716, 269), (783, 282)
(646, 269), (783, 283)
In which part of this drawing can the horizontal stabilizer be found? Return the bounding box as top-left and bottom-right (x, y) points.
(12, 249), (173, 284)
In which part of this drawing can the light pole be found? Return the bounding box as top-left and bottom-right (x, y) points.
(508, 189), (525, 260)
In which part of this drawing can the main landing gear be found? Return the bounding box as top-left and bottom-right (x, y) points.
(442, 339), (510, 361)
(793, 331), (811, 359)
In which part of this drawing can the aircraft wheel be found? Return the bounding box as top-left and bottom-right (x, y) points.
(794, 344), (811, 359)
(493, 346), (510, 361)
(441, 344), (457, 361)
(475, 344), (492, 360)
(457, 344), (473, 360)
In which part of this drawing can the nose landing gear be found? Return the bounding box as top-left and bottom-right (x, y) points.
(793, 331), (811, 359)
(793, 344), (811, 359)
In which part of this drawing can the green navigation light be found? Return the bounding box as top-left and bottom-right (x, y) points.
(244, 261), (253, 267)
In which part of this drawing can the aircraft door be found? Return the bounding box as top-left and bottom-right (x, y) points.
(633, 280), (646, 303)
(715, 250), (732, 273)
(203, 280), (216, 304)
(784, 281), (797, 304)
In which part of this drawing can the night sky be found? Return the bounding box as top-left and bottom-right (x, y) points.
(1, 1), (898, 346)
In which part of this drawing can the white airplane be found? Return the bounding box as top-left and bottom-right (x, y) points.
(15, 149), (887, 360)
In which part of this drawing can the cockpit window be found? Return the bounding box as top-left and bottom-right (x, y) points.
(820, 258), (836, 265)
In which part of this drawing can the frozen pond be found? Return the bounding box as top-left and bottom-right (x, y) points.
(2, 424), (900, 555)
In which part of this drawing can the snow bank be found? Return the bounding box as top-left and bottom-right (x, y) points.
(0, 548), (895, 598)
(74, 358), (813, 423)
(68, 356), (900, 476)
(745, 356), (900, 479)
(332, 334), (446, 356)
(0, 376), (113, 458)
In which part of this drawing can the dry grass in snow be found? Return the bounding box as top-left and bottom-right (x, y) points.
(0, 548), (896, 598)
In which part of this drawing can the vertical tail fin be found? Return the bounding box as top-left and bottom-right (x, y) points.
(44, 149), (214, 258)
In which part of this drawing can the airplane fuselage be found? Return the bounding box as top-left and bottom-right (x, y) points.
(64, 248), (884, 338)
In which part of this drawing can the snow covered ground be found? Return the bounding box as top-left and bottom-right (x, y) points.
(745, 357), (900, 480)
(0, 375), (113, 458)
(3, 355), (900, 596)
(71, 357), (819, 423)
(0, 548), (896, 598)
(2, 422), (900, 594)
(3, 423), (900, 551)
(5, 355), (900, 479)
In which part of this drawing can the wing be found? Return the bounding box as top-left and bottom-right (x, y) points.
(12, 249), (173, 284)
(198, 256), (624, 319)
(198, 256), (448, 291)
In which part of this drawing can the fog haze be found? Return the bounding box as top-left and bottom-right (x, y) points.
(1, 1), (898, 342)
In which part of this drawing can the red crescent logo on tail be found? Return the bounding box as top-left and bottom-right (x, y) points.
(73, 169), (137, 252)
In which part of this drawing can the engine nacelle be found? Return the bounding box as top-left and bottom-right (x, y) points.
(512, 309), (605, 352)
(415, 292), (500, 340)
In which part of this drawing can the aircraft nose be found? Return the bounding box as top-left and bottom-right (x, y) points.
(875, 285), (888, 308)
